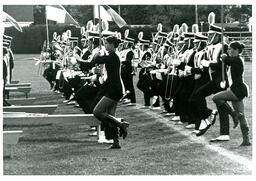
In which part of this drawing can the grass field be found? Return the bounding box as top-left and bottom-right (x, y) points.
(3, 54), (253, 175)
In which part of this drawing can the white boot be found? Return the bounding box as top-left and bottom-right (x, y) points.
(98, 131), (114, 144)
(210, 135), (230, 142)
(185, 124), (195, 129)
(171, 116), (180, 121)
(199, 119), (210, 130)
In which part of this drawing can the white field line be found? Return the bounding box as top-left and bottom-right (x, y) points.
(132, 105), (252, 171)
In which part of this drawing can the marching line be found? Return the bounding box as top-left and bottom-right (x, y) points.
(129, 104), (252, 171)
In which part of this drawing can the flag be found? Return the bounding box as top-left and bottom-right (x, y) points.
(94, 5), (112, 22)
(45, 5), (80, 27)
(3, 11), (22, 32)
(95, 5), (127, 28)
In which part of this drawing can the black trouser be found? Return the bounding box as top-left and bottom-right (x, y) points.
(62, 79), (73, 100)
(172, 76), (184, 117)
(159, 74), (171, 112)
(217, 104), (230, 135)
(137, 68), (152, 106)
(160, 75), (180, 115)
(63, 76), (84, 100)
(74, 84), (99, 114)
(150, 75), (161, 107)
(122, 73), (136, 103)
(68, 76), (83, 91)
(190, 80), (229, 135)
(175, 76), (195, 123)
(160, 74), (180, 113)
(43, 67), (57, 89)
(188, 73), (210, 129)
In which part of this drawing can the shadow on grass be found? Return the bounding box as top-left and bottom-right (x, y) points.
(4, 124), (53, 128)
(19, 137), (96, 143)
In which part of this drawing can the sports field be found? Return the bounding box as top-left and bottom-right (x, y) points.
(3, 54), (253, 175)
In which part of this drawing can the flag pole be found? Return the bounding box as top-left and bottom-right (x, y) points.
(221, 5), (225, 87)
(45, 6), (50, 49)
(93, 5), (96, 25)
(98, 5), (102, 49)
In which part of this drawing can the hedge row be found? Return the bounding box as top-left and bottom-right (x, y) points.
(4, 24), (158, 54)
(4, 24), (251, 54)
(4, 25), (80, 54)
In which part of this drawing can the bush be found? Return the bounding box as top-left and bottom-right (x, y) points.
(4, 24), (160, 53)
(4, 24), (81, 54)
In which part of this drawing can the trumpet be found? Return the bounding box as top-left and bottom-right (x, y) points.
(164, 48), (179, 100)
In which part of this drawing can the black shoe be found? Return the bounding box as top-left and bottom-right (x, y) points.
(120, 121), (129, 140)
(109, 143), (121, 149)
(240, 141), (251, 146)
(196, 124), (211, 137)
(67, 95), (75, 103)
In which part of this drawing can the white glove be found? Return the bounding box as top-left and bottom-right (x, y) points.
(185, 65), (192, 71)
(178, 70), (184, 77)
(201, 60), (210, 67)
(91, 67), (100, 74)
(220, 53), (227, 61)
(172, 59), (181, 66)
(91, 74), (98, 82)
(160, 64), (166, 69)
(99, 49), (106, 56)
(151, 61), (157, 66)
(220, 81), (226, 89)
(70, 57), (77, 65)
(184, 65), (192, 75)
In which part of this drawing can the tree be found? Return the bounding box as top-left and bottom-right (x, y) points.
(33, 5), (45, 25)
(32, 4), (252, 31)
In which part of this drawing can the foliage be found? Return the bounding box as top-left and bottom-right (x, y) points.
(4, 25), (81, 54)
(5, 5), (252, 54)
(33, 5), (252, 28)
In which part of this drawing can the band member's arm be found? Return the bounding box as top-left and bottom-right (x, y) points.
(209, 44), (228, 70)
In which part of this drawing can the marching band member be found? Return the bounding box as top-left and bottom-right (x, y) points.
(212, 41), (250, 146)
(3, 42), (12, 106)
(195, 24), (229, 137)
(160, 26), (180, 115)
(149, 30), (168, 109)
(170, 26), (189, 123)
(137, 32), (153, 108)
(188, 33), (210, 134)
(80, 33), (92, 61)
(120, 30), (136, 106)
(159, 39), (175, 114)
(57, 31), (81, 102)
(3, 35), (14, 83)
(175, 31), (196, 125)
(74, 32), (102, 113)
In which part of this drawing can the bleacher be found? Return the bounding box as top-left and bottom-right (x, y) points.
(226, 31), (252, 62)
